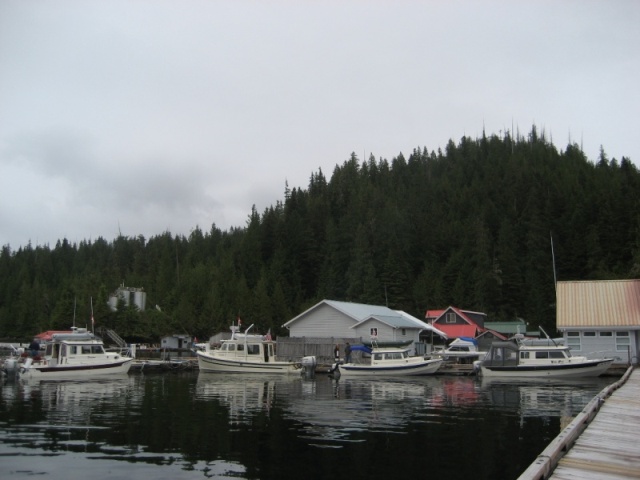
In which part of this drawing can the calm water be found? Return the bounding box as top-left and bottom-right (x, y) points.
(0, 371), (614, 480)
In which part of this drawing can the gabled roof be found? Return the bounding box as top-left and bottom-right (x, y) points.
(435, 324), (479, 338)
(427, 306), (478, 326)
(283, 299), (399, 327)
(283, 300), (447, 338)
(557, 279), (640, 329)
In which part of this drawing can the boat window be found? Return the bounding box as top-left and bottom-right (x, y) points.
(401, 351), (408, 359)
(70, 346), (78, 354)
(535, 352), (549, 359)
(247, 344), (260, 355)
(374, 353), (383, 360)
(82, 345), (92, 354)
(237, 344), (244, 352)
(228, 344), (236, 352)
(520, 352), (530, 359)
(92, 345), (103, 354)
(386, 352), (402, 360)
(549, 351), (565, 359)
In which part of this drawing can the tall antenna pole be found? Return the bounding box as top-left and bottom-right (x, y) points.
(73, 297), (77, 327)
(550, 232), (557, 296)
(90, 297), (95, 334)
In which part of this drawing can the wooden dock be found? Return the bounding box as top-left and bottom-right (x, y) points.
(519, 366), (640, 479)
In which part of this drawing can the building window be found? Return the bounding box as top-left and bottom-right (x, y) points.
(616, 331), (630, 352)
(401, 328), (406, 336)
(583, 331), (596, 337)
(370, 328), (378, 337)
(446, 313), (456, 323)
(566, 331), (581, 351)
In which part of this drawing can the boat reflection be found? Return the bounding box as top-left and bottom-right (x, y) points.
(479, 376), (613, 419)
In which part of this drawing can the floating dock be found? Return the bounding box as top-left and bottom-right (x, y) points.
(518, 366), (640, 479)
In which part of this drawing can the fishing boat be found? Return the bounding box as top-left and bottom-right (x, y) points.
(474, 333), (614, 378)
(18, 327), (133, 381)
(196, 324), (315, 374)
(333, 344), (443, 377)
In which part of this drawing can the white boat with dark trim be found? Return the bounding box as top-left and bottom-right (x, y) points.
(430, 337), (487, 364)
(334, 344), (443, 377)
(474, 334), (614, 378)
(18, 327), (133, 381)
(196, 324), (315, 374)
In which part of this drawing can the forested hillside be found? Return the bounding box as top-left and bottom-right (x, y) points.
(1, 127), (639, 342)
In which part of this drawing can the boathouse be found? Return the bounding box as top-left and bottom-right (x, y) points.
(556, 279), (640, 365)
(280, 300), (447, 360)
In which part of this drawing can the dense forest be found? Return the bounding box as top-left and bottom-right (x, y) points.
(1, 127), (639, 343)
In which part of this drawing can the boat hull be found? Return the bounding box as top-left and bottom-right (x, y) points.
(479, 358), (614, 378)
(19, 358), (133, 381)
(196, 350), (302, 374)
(338, 358), (442, 377)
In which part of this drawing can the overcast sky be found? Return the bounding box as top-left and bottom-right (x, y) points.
(1, 1), (638, 250)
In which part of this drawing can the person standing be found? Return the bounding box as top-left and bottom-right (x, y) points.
(344, 342), (352, 364)
(333, 344), (340, 363)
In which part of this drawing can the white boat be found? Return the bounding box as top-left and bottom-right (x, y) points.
(474, 334), (614, 378)
(18, 327), (133, 381)
(334, 344), (443, 377)
(196, 324), (315, 374)
(430, 337), (487, 364)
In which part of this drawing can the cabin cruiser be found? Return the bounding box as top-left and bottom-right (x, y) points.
(18, 327), (133, 381)
(333, 344), (443, 377)
(474, 334), (614, 378)
(430, 337), (487, 364)
(196, 324), (316, 374)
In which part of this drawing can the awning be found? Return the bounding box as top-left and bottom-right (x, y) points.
(422, 323), (448, 340)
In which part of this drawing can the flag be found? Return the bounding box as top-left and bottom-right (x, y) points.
(265, 329), (272, 341)
(91, 315), (94, 326)
(237, 317), (242, 327)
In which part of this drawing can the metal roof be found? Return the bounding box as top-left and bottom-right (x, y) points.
(556, 279), (640, 329)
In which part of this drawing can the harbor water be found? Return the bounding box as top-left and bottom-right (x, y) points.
(0, 371), (615, 480)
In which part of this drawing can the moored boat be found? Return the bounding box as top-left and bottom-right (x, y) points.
(474, 334), (614, 378)
(18, 327), (133, 381)
(334, 344), (443, 377)
(430, 337), (487, 364)
(196, 324), (315, 374)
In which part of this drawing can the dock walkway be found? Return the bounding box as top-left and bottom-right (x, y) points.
(519, 366), (640, 479)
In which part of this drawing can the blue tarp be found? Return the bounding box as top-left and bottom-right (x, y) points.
(351, 345), (372, 354)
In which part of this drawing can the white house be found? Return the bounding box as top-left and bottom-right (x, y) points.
(282, 299), (446, 350)
(556, 279), (640, 365)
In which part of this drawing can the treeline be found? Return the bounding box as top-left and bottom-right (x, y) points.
(1, 127), (639, 342)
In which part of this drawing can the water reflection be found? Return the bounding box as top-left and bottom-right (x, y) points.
(0, 372), (616, 480)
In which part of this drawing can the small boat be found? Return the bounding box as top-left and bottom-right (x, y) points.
(196, 324), (315, 374)
(430, 337), (487, 364)
(18, 327), (133, 381)
(334, 344), (443, 377)
(474, 333), (614, 378)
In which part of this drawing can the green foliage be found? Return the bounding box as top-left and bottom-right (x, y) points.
(1, 127), (638, 341)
